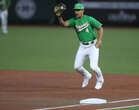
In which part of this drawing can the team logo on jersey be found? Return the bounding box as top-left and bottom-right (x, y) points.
(75, 22), (89, 32)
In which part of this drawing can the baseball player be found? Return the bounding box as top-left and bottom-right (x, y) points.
(54, 3), (104, 90)
(0, 0), (11, 34)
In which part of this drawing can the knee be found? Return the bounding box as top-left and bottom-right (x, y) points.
(74, 65), (81, 72)
(90, 64), (98, 72)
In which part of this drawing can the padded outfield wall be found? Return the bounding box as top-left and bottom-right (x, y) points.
(8, 0), (139, 26)
(8, 0), (77, 25)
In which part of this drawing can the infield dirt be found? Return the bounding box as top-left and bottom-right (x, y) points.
(0, 70), (139, 110)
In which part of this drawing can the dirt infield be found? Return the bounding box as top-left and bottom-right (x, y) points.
(0, 70), (139, 110)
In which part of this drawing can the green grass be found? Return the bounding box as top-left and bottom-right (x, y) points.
(0, 26), (139, 74)
(100, 28), (139, 74)
(113, 106), (139, 110)
(0, 26), (78, 72)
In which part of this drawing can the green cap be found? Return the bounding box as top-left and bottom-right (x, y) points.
(74, 3), (84, 10)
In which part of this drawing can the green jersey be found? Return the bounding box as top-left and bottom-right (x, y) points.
(0, 0), (11, 9)
(67, 15), (102, 42)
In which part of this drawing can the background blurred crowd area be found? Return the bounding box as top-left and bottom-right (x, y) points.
(7, 0), (139, 27)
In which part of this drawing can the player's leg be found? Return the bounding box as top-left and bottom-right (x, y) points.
(89, 45), (104, 90)
(1, 10), (8, 34)
(74, 45), (92, 88)
(0, 10), (2, 32)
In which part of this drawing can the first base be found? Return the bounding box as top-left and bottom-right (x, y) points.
(80, 98), (107, 104)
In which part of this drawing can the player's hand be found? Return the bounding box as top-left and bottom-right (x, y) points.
(54, 3), (66, 17)
(95, 40), (102, 48)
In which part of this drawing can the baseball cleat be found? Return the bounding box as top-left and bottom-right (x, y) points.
(95, 80), (104, 90)
(82, 74), (92, 88)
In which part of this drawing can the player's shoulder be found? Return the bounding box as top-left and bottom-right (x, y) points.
(67, 17), (77, 24)
(84, 15), (95, 19)
(84, 15), (91, 18)
(84, 15), (95, 21)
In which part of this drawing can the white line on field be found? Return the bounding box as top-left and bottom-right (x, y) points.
(34, 103), (91, 110)
(34, 98), (139, 110)
(108, 98), (139, 104)
(97, 104), (139, 110)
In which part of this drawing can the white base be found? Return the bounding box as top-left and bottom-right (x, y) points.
(80, 98), (107, 104)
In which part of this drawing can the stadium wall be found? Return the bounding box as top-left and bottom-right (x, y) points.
(8, 0), (139, 26)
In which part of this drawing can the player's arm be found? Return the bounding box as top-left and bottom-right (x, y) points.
(57, 16), (69, 27)
(95, 26), (103, 48)
(89, 16), (103, 48)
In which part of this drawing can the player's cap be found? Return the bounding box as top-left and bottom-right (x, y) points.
(74, 3), (84, 10)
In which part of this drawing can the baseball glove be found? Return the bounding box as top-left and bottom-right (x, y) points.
(54, 3), (66, 16)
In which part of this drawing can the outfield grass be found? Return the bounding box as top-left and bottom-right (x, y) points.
(114, 106), (139, 110)
(0, 26), (139, 74)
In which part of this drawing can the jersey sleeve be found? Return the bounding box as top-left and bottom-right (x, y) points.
(89, 16), (102, 29)
(66, 18), (75, 27)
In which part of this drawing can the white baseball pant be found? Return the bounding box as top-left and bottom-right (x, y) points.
(74, 40), (104, 82)
(0, 10), (8, 34)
